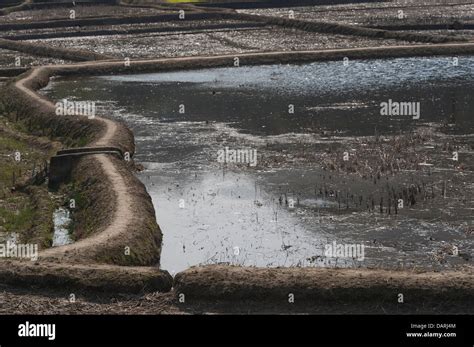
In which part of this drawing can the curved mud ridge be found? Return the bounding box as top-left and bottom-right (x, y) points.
(0, 64), (167, 292)
(2, 45), (474, 300)
(9, 65), (162, 267)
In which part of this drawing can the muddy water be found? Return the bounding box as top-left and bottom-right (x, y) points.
(43, 56), (474, 273)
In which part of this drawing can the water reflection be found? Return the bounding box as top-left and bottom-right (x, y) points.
(43, 56), (474, 272)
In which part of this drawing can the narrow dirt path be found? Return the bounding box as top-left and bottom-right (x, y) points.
(15, 73), (124, 258)
(14, 67), (134, 261)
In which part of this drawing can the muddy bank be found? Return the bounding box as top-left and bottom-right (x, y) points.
(174, 265), (474, 304)
(0, 67), (28, 77)
(12, 67), (135, 153)
(0, 260), (172, 293)
(0, 285), (178, 314)
(1, 74), (105, 149)
(40, 154), (163, 266)
(2, 66), (162, 266)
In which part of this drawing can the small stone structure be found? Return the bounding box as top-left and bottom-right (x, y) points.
(49, 146), (124, 188)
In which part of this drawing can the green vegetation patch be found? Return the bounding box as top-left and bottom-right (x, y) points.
(0, 112), (55, 248)
(0, 198), (34, 234)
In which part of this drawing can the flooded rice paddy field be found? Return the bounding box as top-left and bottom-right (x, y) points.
(28, 26), (411, 61)
(43, 56), (473, 273)
(1, 20), (256, 37)
(239, 2), (474, 26)
(0, 5), (166, 24)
